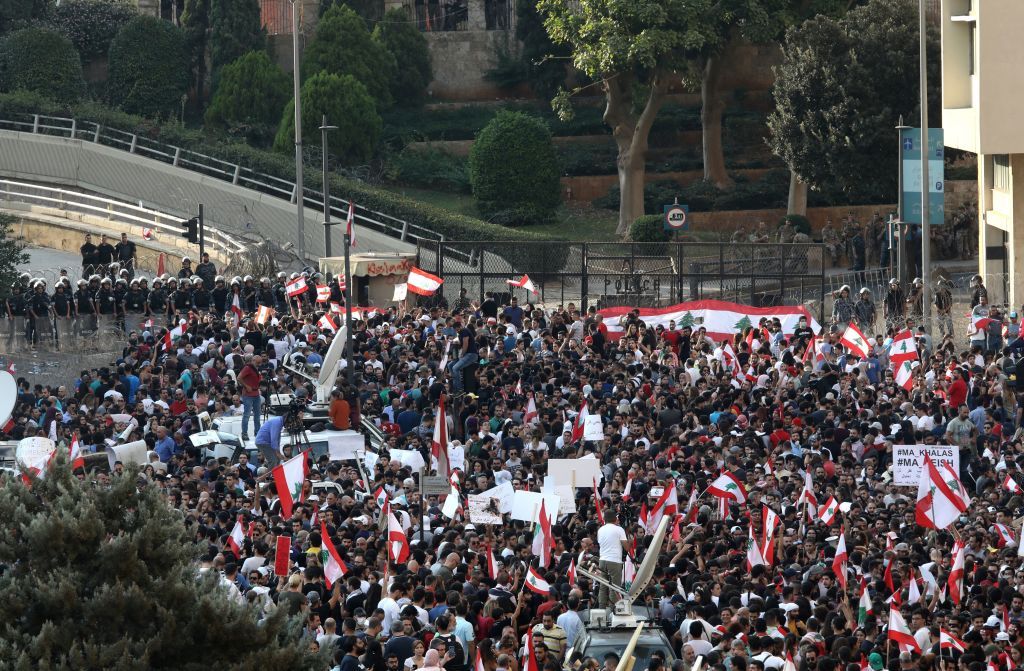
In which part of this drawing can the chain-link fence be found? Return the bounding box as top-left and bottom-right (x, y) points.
(417, 241), (827, 320)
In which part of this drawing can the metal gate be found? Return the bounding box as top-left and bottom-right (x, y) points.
(417, 241), (827, 321)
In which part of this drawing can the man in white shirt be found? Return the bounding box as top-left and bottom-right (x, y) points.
(377, 581), (404, 632)
(596, 510), (628, 608)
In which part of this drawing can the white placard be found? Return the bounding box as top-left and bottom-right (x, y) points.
(392, 283), (408, 302)
(106, 440), (148, 470)
(542, 476), (577, 515)
(480, 482), (515, 513)
(510, 490), (561, 523)
(468, 494), (504, 525)
(548, 458), (603, 489)
(892, 444), (960, 487)
(583, 414), (604, 441)
(389, 448), (426, 472)
(441, 488), (460, 519)
(327, 431), (364, 461)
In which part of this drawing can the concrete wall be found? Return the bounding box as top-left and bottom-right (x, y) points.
(425, 29), (515, 100)
(680, 204), (898, 236)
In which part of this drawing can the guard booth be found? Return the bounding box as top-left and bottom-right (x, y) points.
(319, 252), (416, 306)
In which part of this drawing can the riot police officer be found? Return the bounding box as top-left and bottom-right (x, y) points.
(95, 277), (118, 335)
(148, 277), (168, 322)
(211, 276), (229, 315)
(242, 276), (258, 313)
(191, 277), (211, 312)
(258, 278), (275, 308)
(272, 272), (287, 312)
(170, 277), (192, 320)
(74, 278), (96, 339)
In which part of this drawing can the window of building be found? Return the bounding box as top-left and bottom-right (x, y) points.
(968, 22), (975, 76)
(994, 155), (1011, 192)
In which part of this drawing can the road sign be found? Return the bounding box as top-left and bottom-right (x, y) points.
(663, 203), (689, 231)
(900, 128), (945, 226)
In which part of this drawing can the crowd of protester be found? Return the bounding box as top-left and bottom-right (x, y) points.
(9, 267), (1024, 671)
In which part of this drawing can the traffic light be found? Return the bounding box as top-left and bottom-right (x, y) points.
(180, 217), (199, 244)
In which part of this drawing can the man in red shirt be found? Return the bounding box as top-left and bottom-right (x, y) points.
(237, 353), (263, 440)
(947, 368), (968, 410)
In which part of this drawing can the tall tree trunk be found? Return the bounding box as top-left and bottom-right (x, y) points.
(701, 50), (733, 189)
(787, 170), (808, 215)
(604, 74), (668, 237)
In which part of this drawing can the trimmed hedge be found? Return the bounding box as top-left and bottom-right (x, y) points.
(629, 214), (669, 254)
(0, 28), (86, 103)
(107, 15), (189, 118)
(0, 91), (554, 246)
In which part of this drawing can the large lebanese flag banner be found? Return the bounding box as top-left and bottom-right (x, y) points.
(597, 300), (820, 342)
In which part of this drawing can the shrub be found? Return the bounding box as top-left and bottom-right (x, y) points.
(206, 51), (290, 132)
(107, 15), (189, 118)
(47, 0), (137, 61)
(468, 110), (560, 226)
(0, 0), (49, 34)
(374, 7), (431, 107)
(302, 4), (395, 109)
(629, 214), (669, 253)
(778, 214), (811, 236)
(0, 28), (84, 103)
(273, 72), (382, 166)
(385, 146), (469, 193)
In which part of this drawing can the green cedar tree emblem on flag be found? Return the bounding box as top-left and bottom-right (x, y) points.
(680, 312), (695, 328)
(734, 316), (752, 331)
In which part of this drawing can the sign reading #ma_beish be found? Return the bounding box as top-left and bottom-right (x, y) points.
(892, 444), (959, 487)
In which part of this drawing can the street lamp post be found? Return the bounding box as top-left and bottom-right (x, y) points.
(896, 116), (912, 285)
(319, 115), (337, 258)
(290, 0), (305, 264)
(918, 0), (932, 330)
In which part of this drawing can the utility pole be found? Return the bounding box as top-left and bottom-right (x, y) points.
(919, 0), (932, 330)
(291, 0), (305, 264)
(344, 213), (354, 387)
(320, 115), (337, 258)
(896, 116), (911, 286)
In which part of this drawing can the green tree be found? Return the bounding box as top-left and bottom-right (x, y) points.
(0, 214), (29, 300)
(0, 27), (84, 102)
(0, 459), (324, 668)
(46, 0), (137, 61)
(302, 4), (395, 109)
(273, 72), (382, 165)
(209, 0), (264, 75)
(767, 0), (940, 204)
(468, 110), (560, 226)
(485, 0), (569, 99)
(538, 0), (714, 236)
(319, 0), (383, 24)
(374, 7), (431, 107)
(107, 15), (189, 118)
(206, 50), (290, 131)
(180, 0), (210, 110)
(0, 0), (50, 34)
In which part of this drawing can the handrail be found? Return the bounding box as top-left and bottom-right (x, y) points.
(0, 112), (447, 253)
(0, 178), (246, 255)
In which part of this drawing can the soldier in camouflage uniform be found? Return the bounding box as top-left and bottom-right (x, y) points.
(750, 221), (770, 244)
(730, 225), (747, 244)
(822, 219), (841, 266)
(831, 284), (855, 330)
(778, 220), (796, 244)
(854, 288), (877, 335)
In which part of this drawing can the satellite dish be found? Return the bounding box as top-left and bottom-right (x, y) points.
(0, 371), (16, 428)
(318, 325), (348, 388)
(628, 514), (670, 601)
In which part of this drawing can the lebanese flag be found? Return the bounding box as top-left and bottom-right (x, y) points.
(163, 323), (183, 352)
(387, 510), (410, 564)
(939, 629), (966, 653)
(318, 313), (338, 332)
(818, 496), (840, 525)
(593, 478), (605, 524)
(330, 302), (343, 314)
(230, 292), (243, 320)
(622, 474), (634, 502)
(407, 267), (443, 296)
(840, 322), (870, 358)
(532, 500), (553, 568)
(597, 300), (820, 342)
(524, 394), (539, 425)
(624, 554), (636, 584)
(226, 515), (245, 556)
(994, 523), (1017, 548)
(316, 284), (331, 302)
(432, 395), (451, 477)
(346, 202), (357, 247)
(321, 521), (348, 587)
(915, 454), (970, 529)
(567, 557), (576, 587)
(746, 525), (766, 570)
(783, 651), (797, 671)
(647, 480), (678, 532)
(895, 359), (919, 391)
(858, 578), (873, 627)
(683, 486), (699, 525)
(638, 503), (649, 530)
(888, 605), (921, 653)
(833, 528), (848, 590)
(506, 274), (538, 296)
(285, 276), (307, 297)
(523, 629), (541, 671)
(948, 542), (965, 605)
(374, 486), (389, 509)
(142, 227), (154, 240)
(761, 505), (779, 565)
(255, 305), (274, 325)
(800, 470), (818, 515)
(570, 402), (588, 444)
(907, 569), (921, 604)
(524, 565), (551, 594)
(272, 452), (308, 518)
(972, 313), (997, 335)
(1005, 475), (1022, 494)
(889, 329), (918, 365)
(69, 434), (85, 471)
(884, 559), (895, 594)
(485, 544), (499, 580)
(707, 470), (747, 504)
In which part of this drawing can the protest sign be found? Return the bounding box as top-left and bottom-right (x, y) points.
(892, 444), (959, 486)
(548, 458), (602, 489)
